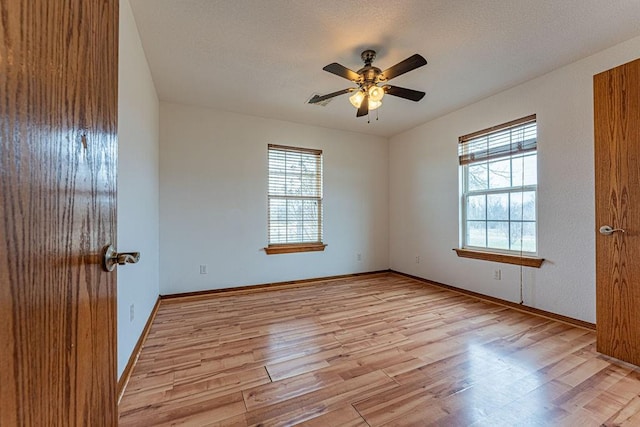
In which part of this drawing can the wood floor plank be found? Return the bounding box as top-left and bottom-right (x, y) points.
(204, 413), (248, 427)
(119, 390), (246, 426)
(174, 367), (270, 394)
(296, 405), (368, 427)
(243, 370), (345, 411)
(604, 395), (640, 426)
(265, 346), (342, 381)
(244, 370), (398, 426)
(119, 273), (640, 426)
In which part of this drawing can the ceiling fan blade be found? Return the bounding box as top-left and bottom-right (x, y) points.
(323, 63), (361, 82)
(381, 54), (427, 80)
(384, 85), (426, 102)
(308, 88), (353, 104)
(356, 96), (369, 117)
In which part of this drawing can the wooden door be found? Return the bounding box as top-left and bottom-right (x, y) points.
(594, 58), (640, 366)
(0, 0), (118, 425)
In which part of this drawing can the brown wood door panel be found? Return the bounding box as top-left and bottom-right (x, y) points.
(594, 58), (640, 366)
(1, 0), (118, 424)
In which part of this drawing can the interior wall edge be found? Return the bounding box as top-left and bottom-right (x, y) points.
(117, 296), (161, 403)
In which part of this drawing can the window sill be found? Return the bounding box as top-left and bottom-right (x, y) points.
(454, 248), (544, 268)
(265, 243), (327, 255)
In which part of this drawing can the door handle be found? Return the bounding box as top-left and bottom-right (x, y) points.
(101, 244), (140, 272)
(599, 225), (625, 236)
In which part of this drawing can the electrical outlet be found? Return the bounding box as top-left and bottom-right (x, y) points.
(415, 256), (420, 264)
(200, 265), (208, 274)
(357, 253), (362, 261)
(494, 269), (502, 280)
(129, 304), (135, 322)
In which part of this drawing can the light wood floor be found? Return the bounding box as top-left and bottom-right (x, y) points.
(119, 273), (640, 426)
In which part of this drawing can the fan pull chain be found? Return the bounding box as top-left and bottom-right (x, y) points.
(366, 108), (379, 123)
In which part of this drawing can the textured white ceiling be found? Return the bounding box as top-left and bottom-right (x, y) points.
(129, 0), (640, 137)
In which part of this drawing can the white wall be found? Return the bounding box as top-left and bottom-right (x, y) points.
(117, 0), (160, 378)
(159, 102), (388, 294)
(389, 35), (640, 324)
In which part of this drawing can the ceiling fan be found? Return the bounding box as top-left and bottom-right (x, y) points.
(308, 49), (427, 118)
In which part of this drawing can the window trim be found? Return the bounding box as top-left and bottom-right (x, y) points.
(457, 115), (540, 260)
(265, 144), (325, 255)
(265, 243), (327, 255)
(454, 248), (544, 268)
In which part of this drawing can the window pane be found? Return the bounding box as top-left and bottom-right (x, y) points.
(269, 225), (285, 243)
(303, 199), (318, 218)
(269, 199), (287, 243)
(522, 191), (536, 220)
(510, 222), (523, 251)
(269, 156), (285, 173)
(487, 221), (509, 250)
(301, 155), (317, 175)
(509, 191), (535, 221)
(512, 154), (537, 187)
(466, 221), (486, 247)
(511, 155), (524, 187)
(467, 195), (486, 220)
(488, 159), (511, 189)
(509, 221), (537, 252)
(468, 163), (488, 191)
(510, 192), (521, 221)
(287, 198), (302, 218)
(269, 198), (286, 221)
(487, 193), (508, 220)
(522, 222), (536, 252)
(286, 199), (302, 240)
(286, 175), (302, 196)
(523, 154), (537, 186)
(303, 200), (319, 241)
(286, 152), (301, 173)
(301, 175), (318, 197)
(303, 225), (316, 241)
(269, 174), (286, 195)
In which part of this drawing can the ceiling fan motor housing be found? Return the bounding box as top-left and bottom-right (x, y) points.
(358, 50), (384, 86)
(358, 67), (383, 87)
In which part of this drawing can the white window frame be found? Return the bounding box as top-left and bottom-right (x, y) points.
(265, 144), (326, 255)
(459, 115), (538, 256)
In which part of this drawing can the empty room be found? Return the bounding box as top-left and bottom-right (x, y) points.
(3, 0), (640, 425)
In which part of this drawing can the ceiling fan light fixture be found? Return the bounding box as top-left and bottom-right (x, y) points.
(368, 85), (385, 102)
(349, 90), (365, 108)
(369, 99), (382, 110)
(350, 88), (383, 110)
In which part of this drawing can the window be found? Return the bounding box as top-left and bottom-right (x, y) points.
(459, 115), (538, 256)
(266, 144), (326, 255)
